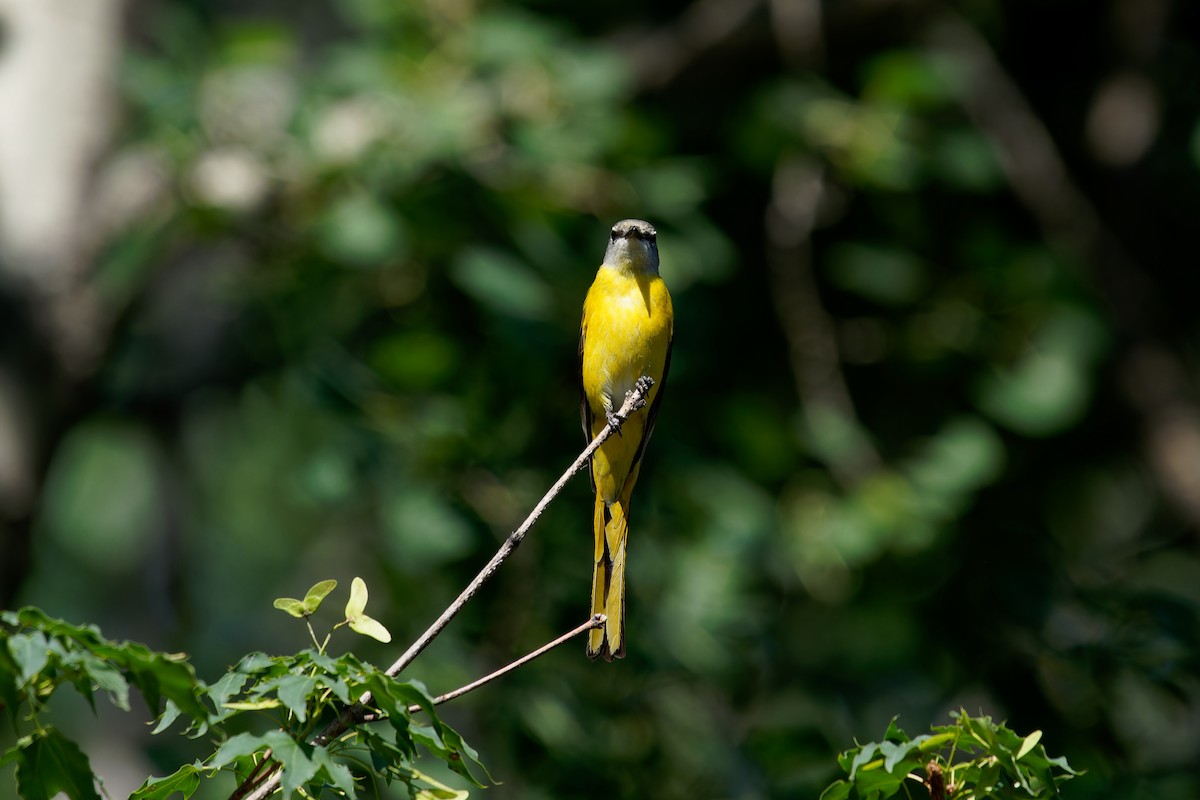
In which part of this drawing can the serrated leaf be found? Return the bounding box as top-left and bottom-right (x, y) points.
(236, 652), (278, 673)
(9, 632), (50, 685)
(312, 746), (357, 798)
(263, 730), (317, 798)
(276, 674), (316, 722)
(437, 724), (489, 787)
(345, 577), (369, 619)
(126, 652), (210, 727)
(303, 580), (338, 614)
(851, 760), (907, 800)
(319, 674), (353, 705)
(209, 732), (271, 770)
(883, 716), (908, 743)
(1, 736), (33, 768)
(130, 763), (203, 800)
(1045, 753), (1082, 774)
(82, 656), (129, 711)
(151, 699), (184, 735)
(848, 742), (879, 780)
(15, 727), (101, 800)
(307, 649), (338, 673)
(348, 614), (392, 643)
(273, 598), (308, 618)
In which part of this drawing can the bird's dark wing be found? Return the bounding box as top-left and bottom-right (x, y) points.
(579, 322), (596, 492)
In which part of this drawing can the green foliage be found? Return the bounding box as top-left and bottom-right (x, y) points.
(1, 579), (480, 799)
(8, 0), (1199, 798)
(821, 713), (1080, 800)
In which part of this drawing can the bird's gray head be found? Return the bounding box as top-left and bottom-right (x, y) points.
(602, 219), (659, 274)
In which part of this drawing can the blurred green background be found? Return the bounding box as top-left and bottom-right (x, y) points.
(2, 0), (1199, 797)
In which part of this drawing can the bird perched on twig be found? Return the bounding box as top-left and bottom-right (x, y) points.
(578, 219), (674, 660)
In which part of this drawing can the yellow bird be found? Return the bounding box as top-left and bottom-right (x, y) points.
(579, 219), (674, 660)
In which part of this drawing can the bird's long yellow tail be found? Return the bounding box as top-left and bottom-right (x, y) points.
(588, 494), (629, 660)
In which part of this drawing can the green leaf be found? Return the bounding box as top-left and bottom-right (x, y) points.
(82, 655), (130, 711)
(819, 779), (851, 800)
(348, 614), (392, 643)
(312, 746), (357, 798)
(273, 598), (308, 618)
(222, 698), (283, 711)
(848, 742), (879, 780)
(15, 727), (101, 800)
(1016, 729), (1043, 761)
(130, 763), (203, 800)
(302, 580), (338, 614)
(879, 740), (915, 773)
(9, 631), (51, 685)
(345, 577), (369, 619)
(276, 674), (317, 722)
(206, 671), (249, 717)
(411, 767), (469, 800)
(209, 732), (271, 770)
(235, 652), (278, 673)
(850, 761), (907, 800)
(151, 699), (184, 734)
(263, 730), (317, 798)
(883, 716), (908, 743)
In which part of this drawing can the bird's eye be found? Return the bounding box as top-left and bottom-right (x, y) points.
(610, 229), (620, 241)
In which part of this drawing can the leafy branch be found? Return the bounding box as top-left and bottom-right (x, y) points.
(820, 711), (1081, 800)
(0, 378), (653, 800)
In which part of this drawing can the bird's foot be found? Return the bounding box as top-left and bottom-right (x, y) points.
(632, 375), (655, 402)
(606, 409), (624, 436)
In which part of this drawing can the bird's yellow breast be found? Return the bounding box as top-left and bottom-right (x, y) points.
(581, 266), (673, 420)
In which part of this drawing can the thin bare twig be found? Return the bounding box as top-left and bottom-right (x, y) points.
(358, 614), (606, 724)
(236, 380), (653, 800)
(384, 377), (651, 679)
(416, 614), (605, 710)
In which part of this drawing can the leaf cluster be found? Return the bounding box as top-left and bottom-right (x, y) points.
(820, 711), (1081, 800)
(1, 580), (483, 800)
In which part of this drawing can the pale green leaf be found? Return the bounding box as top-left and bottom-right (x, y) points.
(348, 614), (392, 643)
(302, 580), (338, 614)
(1016, 729), (1043, 761)
(222, 698), (282, 711)
(345, 577), (369, 619)
(273, 597), (308, 618)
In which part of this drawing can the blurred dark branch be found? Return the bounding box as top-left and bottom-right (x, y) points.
(767, 0), (823, 67)
(624, 0), (763, 90)
(766, 159), (881, 486)
(924, 8), (1200, 531)
(235, 380), (654, 800)
(922, 13), (1100, 255)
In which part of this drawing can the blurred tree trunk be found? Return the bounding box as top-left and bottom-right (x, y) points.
(0, 0), (125, 602)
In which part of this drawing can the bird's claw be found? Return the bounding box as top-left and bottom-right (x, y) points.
(606, 377), (656, 436)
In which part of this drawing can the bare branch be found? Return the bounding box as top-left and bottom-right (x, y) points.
(358, 615), (606, 724)
(384, 377), (651, 679)
(235, 381), (653, 800)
